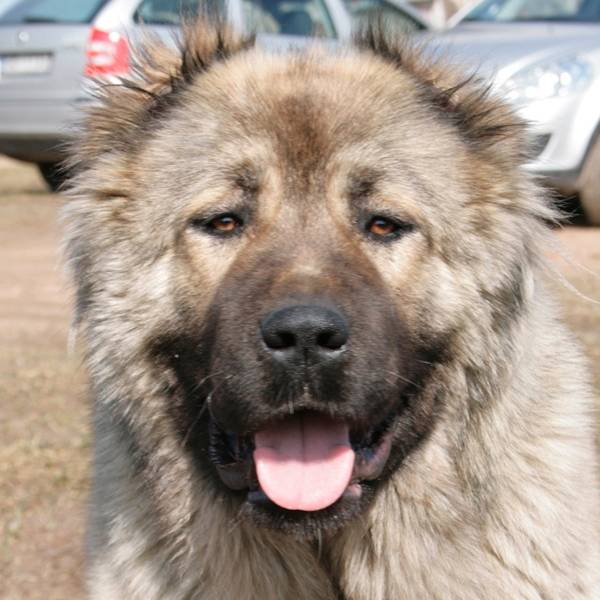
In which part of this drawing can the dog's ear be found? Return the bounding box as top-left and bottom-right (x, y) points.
(68, 20), (255, 173)
(355, 25), (528, 164)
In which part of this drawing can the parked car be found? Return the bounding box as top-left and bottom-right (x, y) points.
(0, 0), (351, 190)
(439, 0), (600, 224)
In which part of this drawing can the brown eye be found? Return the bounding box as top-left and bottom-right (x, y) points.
(195, 213), (244, 236)
(209, 215), (240, 232)
(365, 215), (414, 241)
(367, 217), (398, 237)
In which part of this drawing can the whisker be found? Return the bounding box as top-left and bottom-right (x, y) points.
(180, 371), (228, 447)
(225, 506), (246, 537)
(380, 369), (422, 390)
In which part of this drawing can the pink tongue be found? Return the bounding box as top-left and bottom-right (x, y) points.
(253, 413), (355, 512)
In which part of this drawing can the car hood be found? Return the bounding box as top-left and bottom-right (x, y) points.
(432, 22), (600, 81)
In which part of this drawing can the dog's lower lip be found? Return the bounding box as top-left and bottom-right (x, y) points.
(215, 459), (256, 491)
(352, 430), (393, 481)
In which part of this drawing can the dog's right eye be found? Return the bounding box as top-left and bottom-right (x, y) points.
(190, 213), (244, 236)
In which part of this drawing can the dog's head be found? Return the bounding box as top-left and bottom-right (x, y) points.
(66, 22), (552, 538)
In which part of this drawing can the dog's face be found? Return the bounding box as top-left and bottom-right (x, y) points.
(147, 54), (461, 535)
(68, 27), (539, 538)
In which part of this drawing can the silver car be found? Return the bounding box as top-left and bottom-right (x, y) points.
(439, 0), (600, 224)
(0, 0), (351, 189)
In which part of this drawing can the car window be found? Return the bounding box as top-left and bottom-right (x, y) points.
(241, 0), (336, 37)
(464, 0), (600, 22)
(343, 0), (424, 32)
(0, 0), (108, 23)
(134, 0), (224, 25)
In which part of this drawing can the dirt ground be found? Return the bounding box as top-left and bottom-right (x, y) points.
(0, 157), (598, 599)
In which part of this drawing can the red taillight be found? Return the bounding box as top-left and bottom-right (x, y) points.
(85, 26), (129, 77)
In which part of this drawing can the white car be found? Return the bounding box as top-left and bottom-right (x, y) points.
(0, 0), (351, 189)
(441, 0), (600, 224)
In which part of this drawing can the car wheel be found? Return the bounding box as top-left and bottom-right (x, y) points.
(578, 136), (600, 226)
(37, 161), (66, 192)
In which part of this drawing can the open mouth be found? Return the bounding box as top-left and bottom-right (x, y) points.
(209, 409), (394, 513)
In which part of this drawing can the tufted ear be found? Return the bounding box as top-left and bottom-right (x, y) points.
(355, 25), (529, 163)
(68, 19), (255, 173)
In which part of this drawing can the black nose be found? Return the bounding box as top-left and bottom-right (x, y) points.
(260, 305), (348, 361)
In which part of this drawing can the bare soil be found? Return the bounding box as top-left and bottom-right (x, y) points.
(0, 157), (598, 599)
(0, 158), (87, 600)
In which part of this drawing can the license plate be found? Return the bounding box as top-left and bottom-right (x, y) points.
(0, 54), (52, 77)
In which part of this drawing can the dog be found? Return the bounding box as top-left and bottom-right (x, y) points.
(64, 21), (600, 599)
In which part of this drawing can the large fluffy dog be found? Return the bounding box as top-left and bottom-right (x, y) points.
(64, 21), (600, 599)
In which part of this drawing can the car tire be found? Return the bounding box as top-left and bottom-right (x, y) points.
(578, 136), (600, 226)
(37, 161), (66, 192)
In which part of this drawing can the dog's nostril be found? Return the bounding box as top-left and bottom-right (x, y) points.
(264, 330), (296, 350)
(317, 329), (346, 350)
(260, 304), (348, 358)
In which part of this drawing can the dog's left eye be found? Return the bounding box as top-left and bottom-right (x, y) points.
(365, 216), (413, 240)
(192, 213), (244, 236)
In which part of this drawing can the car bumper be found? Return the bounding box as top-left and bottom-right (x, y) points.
(0, 98), (86, 162)
(516, 83), (600, 193)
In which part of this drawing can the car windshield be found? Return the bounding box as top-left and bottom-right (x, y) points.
(134, 0), (224, 24)
(135, 0), (336, 37)
(343, 0), (425, 32)
(463, 0), (600, 22)
(0, 0), (108, 24)
(241, 0), (336, 37)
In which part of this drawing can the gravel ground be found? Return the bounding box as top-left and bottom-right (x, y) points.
(0, 157), (598, 599)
